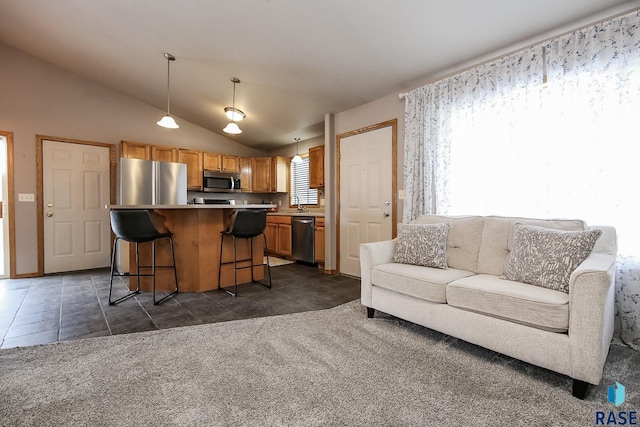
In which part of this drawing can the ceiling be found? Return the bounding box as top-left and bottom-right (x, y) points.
(0, 0), (637, 149)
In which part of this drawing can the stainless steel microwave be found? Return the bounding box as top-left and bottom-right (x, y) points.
(203, 171), (241, 193)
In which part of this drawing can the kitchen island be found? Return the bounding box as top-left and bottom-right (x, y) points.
(109, 204), (276, 292)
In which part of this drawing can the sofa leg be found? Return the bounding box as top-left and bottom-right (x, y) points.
(572, 379), (590, 399)
(366, 307), (375, 318)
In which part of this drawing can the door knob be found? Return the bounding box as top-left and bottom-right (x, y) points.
(383, 212), (390, 218)
(47, 203), (53, 208)
(46, 212), (53, 217)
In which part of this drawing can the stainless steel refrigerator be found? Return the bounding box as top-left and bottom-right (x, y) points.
(119, 157), (187, 205)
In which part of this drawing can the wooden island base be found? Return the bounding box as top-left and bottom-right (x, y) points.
(126, 208), (265, 293)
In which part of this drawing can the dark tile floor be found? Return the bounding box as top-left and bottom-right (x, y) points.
(0, 262), (361, 349)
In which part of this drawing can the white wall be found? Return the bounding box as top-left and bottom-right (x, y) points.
(322, 93), (405, 271)
(0, 42), (265, 276)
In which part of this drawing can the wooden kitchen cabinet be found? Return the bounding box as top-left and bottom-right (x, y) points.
(178, 149), (203, 190)
(265, 222), (277, 253)
(309, 145), (324, 188)
(151, 146), (178, 162)
(314, 217), (325, 263)
(204, 152), (240, 174)
(203, 152), (221, 171)
(266, 215), (292, 257)
(271, 156), (289, 193)
(277, 223), (292, 256)
(251, 156), (289, 194)
(222, 155), (240, 174)
(251, 157), (272, 193)
(121, 141), (151, 160)
(240, 157), (252, 192)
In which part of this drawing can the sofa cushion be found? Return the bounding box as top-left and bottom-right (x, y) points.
(447, 274), (570, 332)
(503, 224), (602, 293)
(372, 263), (474, 303)
(392, 223), (449, 269)
(476, 216), (587, 276)
(412, 215), (484, 272)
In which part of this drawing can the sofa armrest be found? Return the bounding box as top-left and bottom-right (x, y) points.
(360, 239), (396, 307)
(567, 228), (617, 384)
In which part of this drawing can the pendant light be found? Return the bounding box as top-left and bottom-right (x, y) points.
(223, 77), (243, 134)
(157, 53), (179, 129)
(292, 138), (302, 163)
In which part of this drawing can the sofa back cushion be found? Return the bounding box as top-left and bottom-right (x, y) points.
(476, 216), (587, 276)
(412, 215), (484, 272)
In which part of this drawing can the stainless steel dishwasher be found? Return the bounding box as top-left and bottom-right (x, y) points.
(292, 216), (315, 263)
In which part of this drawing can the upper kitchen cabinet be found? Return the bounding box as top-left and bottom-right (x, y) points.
(309, 145), (324, 188)
(121, 141), (150, 160)
(151, 146), (178, 162)
(271, 156), (289, 193)
(222, 155), (240, 174)
(251, 157), (271, 193)
(240, 157), (252, 192)
(203, 152), (240, 174)
(178, 149), (203, 190)
(251, 156), (288, 193)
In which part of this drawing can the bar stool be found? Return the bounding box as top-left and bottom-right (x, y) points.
(109, 209), (179, 305)
(218, 209), (272, 297)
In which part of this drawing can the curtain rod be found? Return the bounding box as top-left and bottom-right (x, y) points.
(396, 4), (640, 98)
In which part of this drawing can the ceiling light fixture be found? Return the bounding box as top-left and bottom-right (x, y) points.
(292, 138), (302, 163)
(224, 107), (246, 122)
(157, 53), (179, 129)
(223, 77), (243, 134)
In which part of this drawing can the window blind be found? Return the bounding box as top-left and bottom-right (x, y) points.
(290, 155), (318, 206)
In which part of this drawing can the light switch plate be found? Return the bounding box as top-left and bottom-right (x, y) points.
(398, 190), (405, 200)
(18, 193), (35, 202)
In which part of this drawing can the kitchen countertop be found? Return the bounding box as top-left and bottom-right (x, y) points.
(109, 204), (277, 210)
(268, 212), (325, 217)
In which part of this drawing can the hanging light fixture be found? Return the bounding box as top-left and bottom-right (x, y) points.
(157, 53), (179, 129)
(223, 77), (243, 134)
(292, 138), (302, 163)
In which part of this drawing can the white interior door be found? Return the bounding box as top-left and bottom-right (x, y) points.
(0, 136), (7, 278)
(339, 126), (393, 277)
(43, 140), (111, 273)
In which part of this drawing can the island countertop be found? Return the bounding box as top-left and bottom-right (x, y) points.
(109, 204), (277, 209)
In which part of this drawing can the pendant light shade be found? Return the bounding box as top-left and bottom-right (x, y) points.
(157, 115), (179, 129)
(223, 77), (243, 134)
(223, 122), (242, 134)
(292, 138), (302, 163)
(157, 53), (179, 129)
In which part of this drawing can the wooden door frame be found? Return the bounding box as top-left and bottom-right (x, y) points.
(0, 131), (16, 278)
(36, 135), (116, 276)
(335, 119), (397, 275)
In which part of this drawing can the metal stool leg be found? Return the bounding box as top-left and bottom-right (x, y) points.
(153, 236), (179, 305)
(225, 235), (238, 297)
(263, 233), (272, 289)
(109, 238), (140, 305)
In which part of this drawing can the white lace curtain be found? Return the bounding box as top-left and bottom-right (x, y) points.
(403, 10), (640, 349)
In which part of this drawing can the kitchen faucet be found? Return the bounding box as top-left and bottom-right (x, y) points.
(295, 195), (306, 213)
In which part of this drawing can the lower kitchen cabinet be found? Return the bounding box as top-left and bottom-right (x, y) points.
(266, 215), (292, 257)
(314, 217), (325, 263)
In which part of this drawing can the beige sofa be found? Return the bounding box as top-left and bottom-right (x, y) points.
(360, 215), (617, 398)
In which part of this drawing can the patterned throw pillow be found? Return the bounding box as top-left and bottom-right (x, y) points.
(392, 223), (449, 269)
(503, 223), (602, 293)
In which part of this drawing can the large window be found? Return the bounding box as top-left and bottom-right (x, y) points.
(290, 154), (318, 207)
(404, 11), (640, 256)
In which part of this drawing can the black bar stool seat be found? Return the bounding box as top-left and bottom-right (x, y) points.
(109, 209), (178, 305)
(218, 209), (272, 297)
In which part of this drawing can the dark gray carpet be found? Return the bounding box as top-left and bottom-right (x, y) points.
(1, 300), (638, 426)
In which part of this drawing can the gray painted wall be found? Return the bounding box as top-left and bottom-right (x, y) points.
(0, 42), (266, 275)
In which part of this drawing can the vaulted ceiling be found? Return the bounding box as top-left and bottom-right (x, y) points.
(0, 0), (636, 149)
